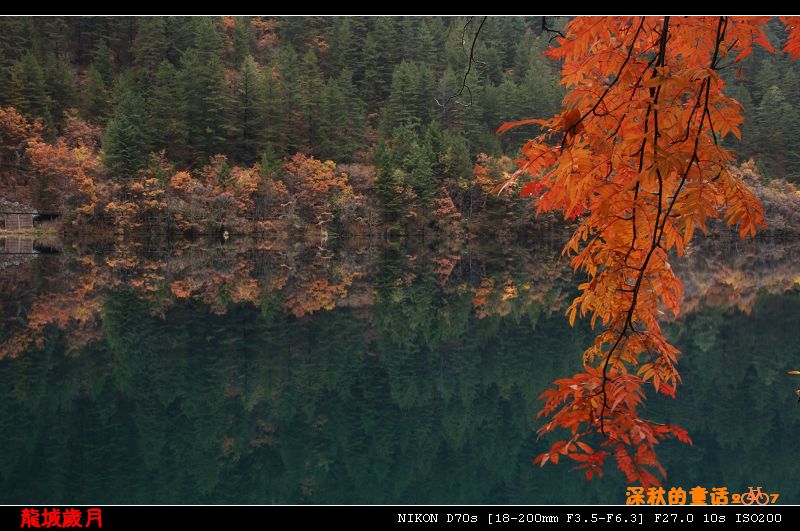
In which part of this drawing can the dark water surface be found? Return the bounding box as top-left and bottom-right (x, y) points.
(1, 237), (799, 504)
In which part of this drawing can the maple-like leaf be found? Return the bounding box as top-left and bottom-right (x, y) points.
(499, 16), (792, 487)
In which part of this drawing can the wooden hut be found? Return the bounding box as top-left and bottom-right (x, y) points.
(0, 198), (38, 230)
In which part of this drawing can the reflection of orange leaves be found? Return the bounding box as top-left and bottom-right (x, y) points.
(0, 333), (33, 360)
(501, 283), (518, 301)
(170, 280), (193, 299)
(2, 263), (104, 359)
(432, 255), (459, 285)
(231, 278), (260, 304)
(283, 273), (355, 317)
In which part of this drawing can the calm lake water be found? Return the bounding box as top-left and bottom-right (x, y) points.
(1, 236), (799, 504)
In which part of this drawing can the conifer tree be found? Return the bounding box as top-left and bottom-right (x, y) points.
(83, 63), (112, 123)
(233, 55), (263, 162)
(231, 17), (258, 66)
(42, 52), (77, 125)
(259, 61), (290, 155)
(103, 89), (149, 178)
(8, 51), (51, 124)
(181, 17), (229, 161)
(133, 17), (169, 81)
(147, 59), (187, 159)
(296, 48), (324, 149)
(319, 70), (367, 161)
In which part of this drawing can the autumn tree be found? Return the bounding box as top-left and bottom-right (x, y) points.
(280, 153), (356, 226)
(499, 16), (800, 486)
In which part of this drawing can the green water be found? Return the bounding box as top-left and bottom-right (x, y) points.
(1, 243), (798, 504)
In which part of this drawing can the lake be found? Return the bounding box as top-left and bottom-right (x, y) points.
(1, 234), (799, 504)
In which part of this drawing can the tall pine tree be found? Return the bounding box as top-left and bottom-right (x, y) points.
(103, 88), (149, 178)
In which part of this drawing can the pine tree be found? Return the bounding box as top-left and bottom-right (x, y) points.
(274, 45), (301, 151)
(415, 19), (439, 70)
(383, 61), (423, 132)
(296, 48), (324, 150)
(8, 51), (51, 123)
(42, 52), (77, 126)
(441, 130), (472, 185)
(433, 67), (463, 130)
(259, 143), (282, 178)
(259, 61), (290, 155)
(753, 85), (797, 178)
(519, 52), (562, 120)
(83, 63), (112, 123)
(374, 139), (405, 218)
(319, 76), (348, 161)
(0, 17), (33, 65)
(782, 68), (800, 106)
(91, 42), (115, 85)
(181, 17), (229, 161)
(318, 71), (366, 162)
(147, 59), (187, 159)
(754, 59), (782, 103)
(103, 89), (149, 178)
(405, 140), (436, 207)
(133, 17), (169, 80)
(373, 18), (400, 90)
(0, 49), (8, 106)
(233, 55), (264, 162)
(415, 63), (435, 126)
(340, 69), (368, 157)
(231, 17), (257, 66)
(360, 34), (382, 111)
(324, 17), (355, 75)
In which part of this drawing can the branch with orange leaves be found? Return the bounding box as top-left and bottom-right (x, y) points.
(495, 16), (797, 487)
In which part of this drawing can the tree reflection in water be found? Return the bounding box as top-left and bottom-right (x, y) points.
(1, 235), (798, 503)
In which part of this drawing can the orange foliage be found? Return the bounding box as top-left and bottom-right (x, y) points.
(281, 153), (356, 224)
(251, 18), (280, 51)
(0, 106), (42, 156)
(500, 17), (800, 487)
(61, 110), (103, 150)
(27, 137), (103, 220)
(0, 107), (43, 191)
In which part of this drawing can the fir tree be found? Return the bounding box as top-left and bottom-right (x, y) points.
(319, 70), (367, 162)
(233, 55), (264, 162)
(296, 48), (324, 149)
(83, 63), (112, 123)
(231, 17), (257, 66)
(259, 61), (290, 155)
(103, 89), (149, 178)
(8, 51), (51, 124)
(42, 52), (77, 126)
(405, 140), (436, 207)
(147, 59), (187, 159)
(181, 17), (229, 161)
(133, 17), (169, 80)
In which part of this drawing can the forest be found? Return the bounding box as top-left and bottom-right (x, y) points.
(1, 16), (800, 241)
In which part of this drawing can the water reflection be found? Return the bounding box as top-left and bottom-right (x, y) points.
(1, 236), (799, 503)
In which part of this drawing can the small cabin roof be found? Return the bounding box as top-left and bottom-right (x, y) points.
(0, 198), (38, 215)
